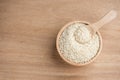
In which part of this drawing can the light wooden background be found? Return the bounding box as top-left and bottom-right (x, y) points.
(0, 0), (120, 80)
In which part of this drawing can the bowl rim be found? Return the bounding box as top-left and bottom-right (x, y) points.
(56, 21), (102, 66)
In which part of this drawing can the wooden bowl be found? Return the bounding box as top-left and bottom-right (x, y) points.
(56, 21), (102, 66)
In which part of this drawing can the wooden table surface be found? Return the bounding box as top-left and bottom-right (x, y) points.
(0, 0), (120, 80)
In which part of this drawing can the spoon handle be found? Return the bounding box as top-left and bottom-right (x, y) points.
(92, 10), (117, 32)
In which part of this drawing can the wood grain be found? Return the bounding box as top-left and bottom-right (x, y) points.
(0, 0), (120, 80)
